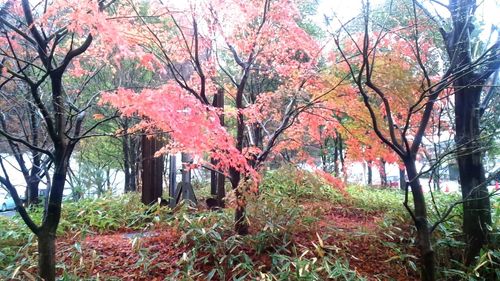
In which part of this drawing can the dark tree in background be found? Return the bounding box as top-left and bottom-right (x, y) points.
(141, 134), (164, 205)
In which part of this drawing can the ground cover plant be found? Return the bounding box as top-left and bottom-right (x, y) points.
(1, 167), (498, 280)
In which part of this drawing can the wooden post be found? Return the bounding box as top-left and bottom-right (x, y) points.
(141, 135), (164, 205)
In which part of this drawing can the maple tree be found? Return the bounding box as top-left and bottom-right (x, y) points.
(101, 0), (330, 234)
(277, 74), (401, 187)
(0, 0), (137, 279)
(328, 0), (480, 279)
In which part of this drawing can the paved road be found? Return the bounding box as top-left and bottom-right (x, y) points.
(0, 210), (16, 218)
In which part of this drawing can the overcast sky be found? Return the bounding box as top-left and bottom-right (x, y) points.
(316, 0), (499, 30)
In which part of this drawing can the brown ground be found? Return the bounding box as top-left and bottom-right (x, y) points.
(56, 227), (185, 280)
(297, 202), (419, 280)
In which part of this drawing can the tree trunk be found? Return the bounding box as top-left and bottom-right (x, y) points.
(234, 187), (248, 235)
(27, 88), (41, 205)
(231, 76), (249, 235)
(123, 133), (132, 193)
(27, 176), (40, 205)
(168, 154), (177, 207)
(122, 119), (138, 193)
(106, 168), (111, 191)
(216, 173), (225, 208)
(380, 160), (387, 186)
(210, 88), (226, 207)
(444, 0), (494, 265)
(399, 168), (406, 191)
(210, 158), (226, 207)
(333, 137), (339, 176)
(131, 139), (139, 192)
(405, 159), (435, 281)
(141, 135), (164, 205)
(210, 158), (218, 196)
(229, 165), (248, 235)
(37, 231), (56, 281)
(367, 161), (373, 186)
(38, 166), (69, 281)
(339, 135), (346, 182)
(455, 85), (491, 265)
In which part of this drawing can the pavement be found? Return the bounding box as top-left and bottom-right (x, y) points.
(0, 210), (16, 218)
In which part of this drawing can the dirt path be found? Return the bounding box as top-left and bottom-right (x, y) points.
(57, 228), (184, 280)
(298, 202), (418, 280)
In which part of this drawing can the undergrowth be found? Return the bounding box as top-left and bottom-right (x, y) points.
(0, 166), (498, 280)
(167, 194), (364, 280)
(0, 193), (164, 279)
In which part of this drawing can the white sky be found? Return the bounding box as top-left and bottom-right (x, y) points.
(316, 0), (500, 31)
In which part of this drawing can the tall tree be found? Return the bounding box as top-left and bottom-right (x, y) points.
(103, 0), (327, 235)
(330, 0), (482, 278)
(430, 0), (499, 265)
(0, 0), (129, 279)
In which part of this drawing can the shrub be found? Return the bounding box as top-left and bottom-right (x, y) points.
(260, 165), (343, 202)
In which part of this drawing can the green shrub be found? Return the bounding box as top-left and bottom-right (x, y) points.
(260, 165), (343, 202)
(347, 185), (405, 214)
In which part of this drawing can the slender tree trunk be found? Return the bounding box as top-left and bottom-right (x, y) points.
(106, 168), (111, 191)
(37, 230), (56, 281)
(122, 118), (137, 193)
(339, 135), (346, 182)
(321, 143), (328, 172)
(130, 139), (139, 192)
(380, 160), (387, 186)
(399, 168), (406, 191)
(333, 137), (339, 176)
(210, 158), (218, 196)
(27, 89), (41, 205)
(234, 186), (248, 235)
(405, 159), (435, 281)
(123, 135), (132, 193)
(232, 78), (249, 235)
(216, 172), (225, 208)
(367, 161), (373, 186)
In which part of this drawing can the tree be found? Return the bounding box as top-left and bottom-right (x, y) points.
(0, 1), (126, 279)
(330, 0), (479, 278)
(0, 78), (45, 205)
(72, 136), (122, 198)
(102, 0), (327, 235)
(430, 0), (499, 265)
